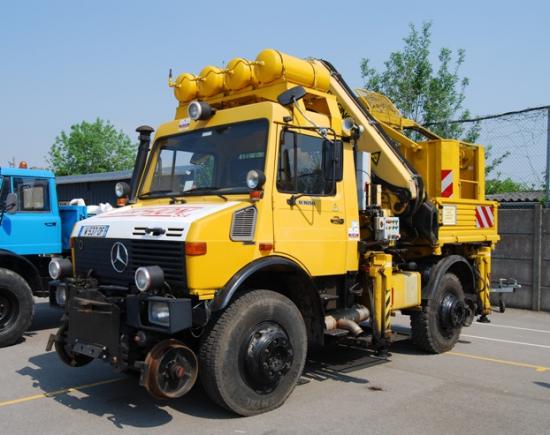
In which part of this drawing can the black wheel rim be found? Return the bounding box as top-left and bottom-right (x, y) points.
(155, 348), (194, 397)
(0, 290), (18, 330)
(242, 322), (294, 394)
(438, 291), (466, 337)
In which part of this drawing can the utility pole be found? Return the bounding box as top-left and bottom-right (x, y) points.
(546, 107), (550, 205)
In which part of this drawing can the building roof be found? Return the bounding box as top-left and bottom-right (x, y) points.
(56, 169), (133, 185)
(487, 191), (545, 203)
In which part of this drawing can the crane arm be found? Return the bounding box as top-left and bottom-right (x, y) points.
(315, 59), (423, 208)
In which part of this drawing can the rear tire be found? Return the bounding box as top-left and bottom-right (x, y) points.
(199, 290), (307, 416)
(0, 268), (34, 347)
(410, 273), (465, 354)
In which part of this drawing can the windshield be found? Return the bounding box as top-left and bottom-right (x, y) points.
(141, 119), (269, 198)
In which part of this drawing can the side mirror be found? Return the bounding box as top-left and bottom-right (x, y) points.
(277, 86), (306, 106)
(5, 192), (17, 214)
(322, 140), (334, 181)
(322, 140), (343, 193)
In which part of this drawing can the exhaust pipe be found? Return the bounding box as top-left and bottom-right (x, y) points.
(129, 125), (154, 202)
(325, 305), (370, 336)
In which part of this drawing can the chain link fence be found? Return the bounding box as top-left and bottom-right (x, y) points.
(445, 106), (550, 196)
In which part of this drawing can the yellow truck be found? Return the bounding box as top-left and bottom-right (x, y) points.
(47, 49), (499, 415)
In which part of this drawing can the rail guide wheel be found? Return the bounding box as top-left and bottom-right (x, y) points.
(143, 339), (198, 399)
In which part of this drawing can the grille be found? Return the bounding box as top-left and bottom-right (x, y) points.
(230, 206), (257, 241)
(74, 237), (186, 292)
(132, 227), (184, 237)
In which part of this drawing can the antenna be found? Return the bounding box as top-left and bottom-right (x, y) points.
(168, 68), (175, 87)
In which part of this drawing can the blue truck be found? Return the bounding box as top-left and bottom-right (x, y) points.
(0, 167), (87, 347)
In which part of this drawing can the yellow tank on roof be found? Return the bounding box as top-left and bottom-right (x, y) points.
(173, 73), (198, 103)
(171, 48), (331, 103)
(254, 49), (330, 90)
(224, 57), (257, 90)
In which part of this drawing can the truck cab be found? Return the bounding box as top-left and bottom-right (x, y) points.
(0, 168), (62, 255)
(0, 167), (87, 347)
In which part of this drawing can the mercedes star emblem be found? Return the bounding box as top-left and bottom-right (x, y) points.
(110, 242), (129, 273)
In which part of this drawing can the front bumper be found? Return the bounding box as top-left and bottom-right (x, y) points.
(55, 278), (195, 368)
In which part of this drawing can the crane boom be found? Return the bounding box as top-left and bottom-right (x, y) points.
(315, 59), (422, 209)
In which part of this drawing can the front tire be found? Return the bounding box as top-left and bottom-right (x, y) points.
(199, 290), (307, 416)
(54, 323), (93, 367)
(410, 273), (466, 354)
(0, 268), (34, 347)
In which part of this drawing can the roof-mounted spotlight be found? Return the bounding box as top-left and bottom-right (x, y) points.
(187, 101), (215, 121)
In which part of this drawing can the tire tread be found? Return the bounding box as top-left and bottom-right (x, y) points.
(199, 290), (306, 415)
(0, 267), (34, 347)
(410, 273), (463, 354)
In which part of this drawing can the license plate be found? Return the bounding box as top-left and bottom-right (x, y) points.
(79, 225), (109, 238)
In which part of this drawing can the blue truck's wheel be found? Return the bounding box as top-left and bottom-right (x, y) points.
(0, 268), (34, 347)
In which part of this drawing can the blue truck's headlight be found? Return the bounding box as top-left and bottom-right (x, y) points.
(49, 258), (72, 280)
(149, 301), (170, 327)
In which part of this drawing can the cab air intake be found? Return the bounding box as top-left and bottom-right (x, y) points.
(230, 207), (257, 242)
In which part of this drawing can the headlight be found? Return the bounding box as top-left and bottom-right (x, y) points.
(148, 301), (170, 327)
(48, 258), (72, 280)
(187, 100), (215, 121)
(134, 266), (164, 292)
(55, 285), (67, 307)
(115, 181), (130, 198)
(246, 169), (266, 189)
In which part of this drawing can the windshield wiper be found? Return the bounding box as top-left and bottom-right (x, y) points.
(181, 186), (227, 201)
(139, 190), (186, 201)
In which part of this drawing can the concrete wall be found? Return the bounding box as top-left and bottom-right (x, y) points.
(492, 204), (550, 311)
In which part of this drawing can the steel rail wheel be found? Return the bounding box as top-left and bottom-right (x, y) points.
(143, 339), (198, 399)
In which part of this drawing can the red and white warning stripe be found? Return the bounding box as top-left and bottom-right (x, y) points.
(441, 169), (454, 198)
(475, 205), (495, 228)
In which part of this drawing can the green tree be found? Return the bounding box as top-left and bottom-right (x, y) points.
(360, 21), (479, 142)
(485, 177), (530, 195)
(361, 21), (528, 194)
(48, 119), (136, 176)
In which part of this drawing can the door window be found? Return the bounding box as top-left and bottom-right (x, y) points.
(0, 176), (10, 204)
(13, 178), (50, 212)
(277, 131), (342, 195)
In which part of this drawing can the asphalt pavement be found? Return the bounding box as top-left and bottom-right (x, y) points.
(1, 300), (549, 434)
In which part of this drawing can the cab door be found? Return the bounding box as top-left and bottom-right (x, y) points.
(5, 177), (61, 255)
(272, 129), (348, 276)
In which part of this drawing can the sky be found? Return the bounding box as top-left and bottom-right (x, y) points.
(1, 0), (549, 168)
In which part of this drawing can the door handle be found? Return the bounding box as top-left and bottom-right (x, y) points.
(44, 222), (57, 227)
(330, 217), (344, 225)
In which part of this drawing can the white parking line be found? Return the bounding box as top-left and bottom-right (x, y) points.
(475, 322), (550, 334)
(461, 334), (550, 349)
